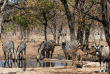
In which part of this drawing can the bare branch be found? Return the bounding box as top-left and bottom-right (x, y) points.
(84, 2), (101, 14)
(67, 1), (103, 23)
(7, 5), (33, 10)
(1, 0), (7, 12)
(48, 25), (54, 35)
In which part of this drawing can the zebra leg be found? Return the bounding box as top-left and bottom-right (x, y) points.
(48, 51), (50, 58)
(66, 54), (68, 60)
(21, 51), (23, 60)
(19, 53), (20, 60)
(103, 61), (105, 67)
(46, 51), (49, 58)
(66, 52), (68, 60)
(24, 49), (26, 59)
(7, 52), (9, 63)
(4, 51), (6, 60)
(51, 49), (54, 59)
(43, 51), (45, 59)
(10, 52), (12, 60)
(64, 51), (67, 60)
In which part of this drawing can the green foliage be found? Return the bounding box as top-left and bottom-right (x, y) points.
(15, 13), (33, 30)
(3, 24), (16, 33)
(4, 0), (60, 32)
(36, 0), (58, 21)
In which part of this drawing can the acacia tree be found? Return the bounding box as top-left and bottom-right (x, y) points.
(75, 0), (93, 50)
(48, 2), (67, 45)
(60, 0), (91, 50)
(7, 0), (37, 40)
(36, 0), (57, 41)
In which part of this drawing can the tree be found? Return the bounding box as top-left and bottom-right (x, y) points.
(0, 0), (21, 39)
(69, 0), (110, 71)
(76, 0), (86, 50)
(48, 2), (67, 45)
(60, 0), (75, 41)
(36, 0), (57, 41)
(100, 0), (110, 72)
(0, 0), (7, 39)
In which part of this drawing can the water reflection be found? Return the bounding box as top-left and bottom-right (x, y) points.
(40, 61), (55, 67)
(2, 60), (12, 68)
(1, 60), (72, 68)
(2, 60), (26, 68)
(36, 61), (72, 67)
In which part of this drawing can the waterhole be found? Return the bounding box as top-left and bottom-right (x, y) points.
(0, 60), (73, 68)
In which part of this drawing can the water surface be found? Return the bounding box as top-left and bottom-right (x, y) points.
(0, 60), (73, 68)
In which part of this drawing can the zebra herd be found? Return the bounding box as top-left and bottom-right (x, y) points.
(2, 41), (26, 61)
(2, 40), (110, 72)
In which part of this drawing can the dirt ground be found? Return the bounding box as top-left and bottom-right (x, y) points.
(0, 63), (108, 74)
(0, 35), (109, 74)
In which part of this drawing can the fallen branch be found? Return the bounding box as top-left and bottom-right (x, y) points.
(43, 58), (73, 62)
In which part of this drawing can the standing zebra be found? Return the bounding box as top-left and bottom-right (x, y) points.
(62, 40), (81, 60)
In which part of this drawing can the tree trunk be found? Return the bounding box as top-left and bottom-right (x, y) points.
(20, 27), (23, 40)
(84, 24), (91, 50)
(23, 30), (26, 41)
(70, 27), (75, 41)
(77, 25), (84, 50)
(57, 33), (60, 45)
(57, 25), (62, 45)
(43, 13), (48, 41)
(53, 24), (56, 43)
(0, 14), (3, 39)
(0, 0), (7, 39)
(60, 0), (75, 41)
(44, 24), (47, 41)
(26, 29), (30, 42)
